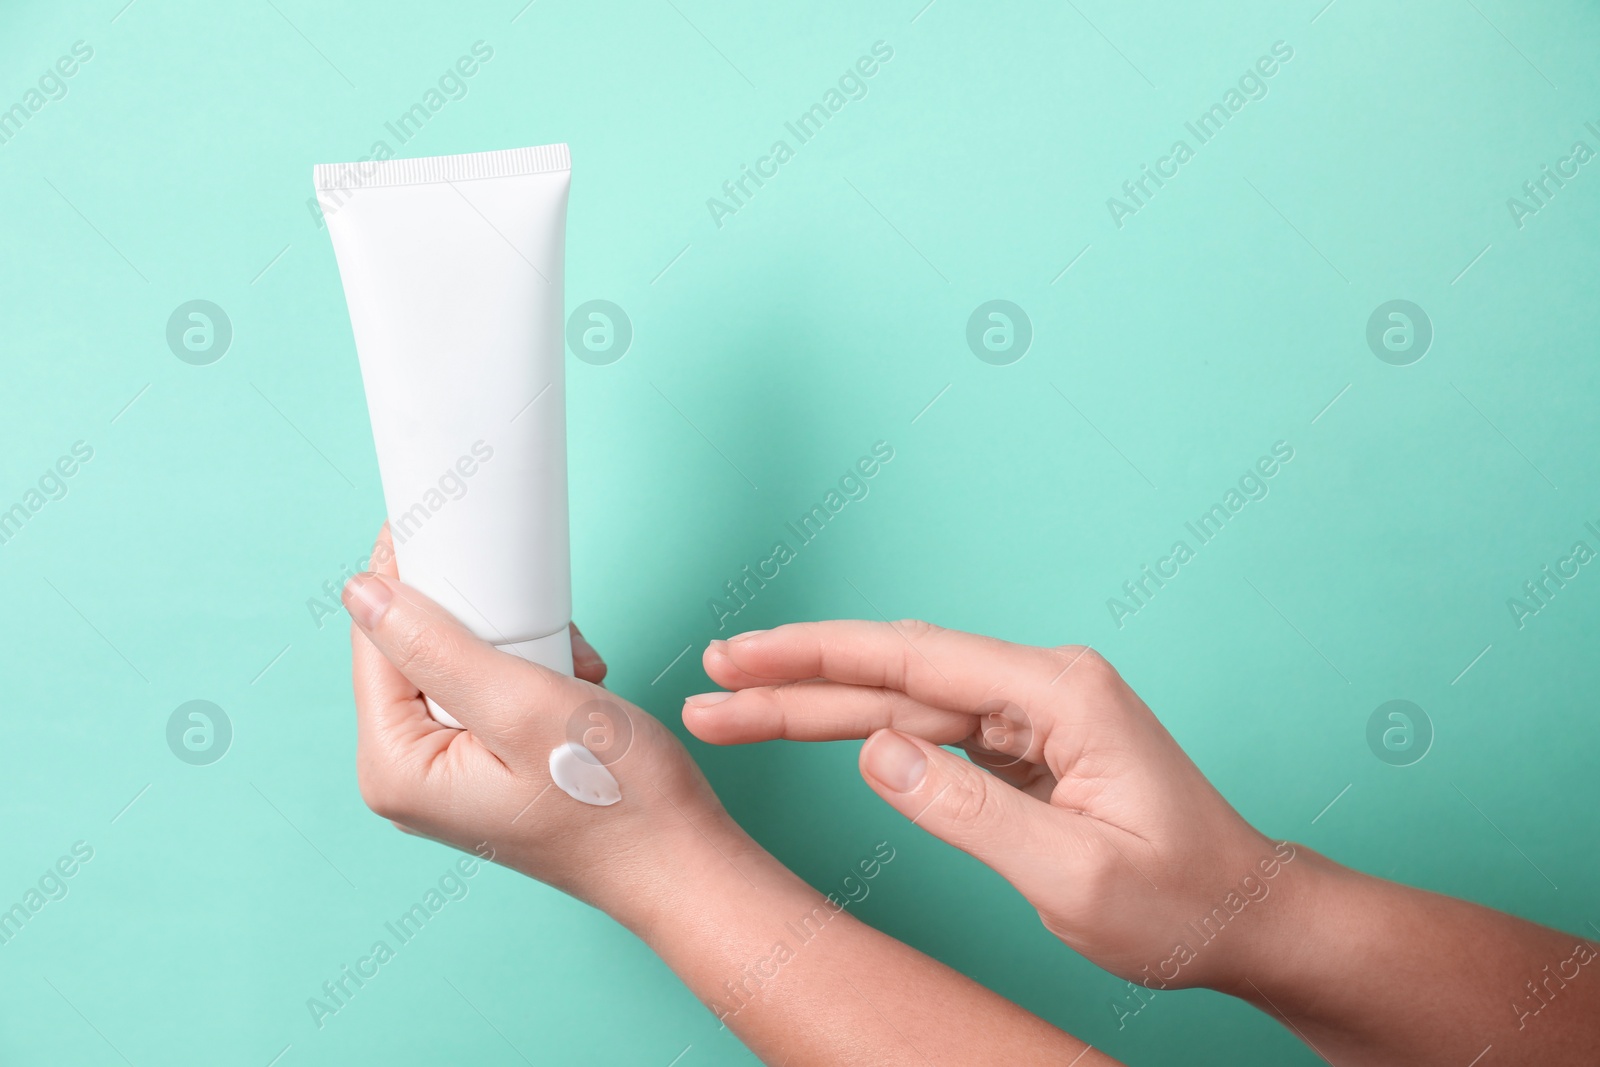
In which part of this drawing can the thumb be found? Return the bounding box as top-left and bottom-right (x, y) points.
(859, 729), (1077, 894)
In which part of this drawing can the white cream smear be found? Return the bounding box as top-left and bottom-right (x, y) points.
(548, 743), (621, 806)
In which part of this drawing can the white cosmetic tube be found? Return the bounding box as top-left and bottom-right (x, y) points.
(315, 144), (573, 728)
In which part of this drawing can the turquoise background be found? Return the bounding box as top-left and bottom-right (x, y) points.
(3, 0), (1598, 1063)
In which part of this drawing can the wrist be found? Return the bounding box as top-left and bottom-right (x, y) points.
(1202, 842), (1349, 1000)
(587, 807), (787, 939)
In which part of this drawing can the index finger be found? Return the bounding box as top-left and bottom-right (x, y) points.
(709, 619), (1063, 714)
(352, 524), (441, 752)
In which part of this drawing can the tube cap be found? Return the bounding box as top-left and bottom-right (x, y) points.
(425, 625), (574, 729)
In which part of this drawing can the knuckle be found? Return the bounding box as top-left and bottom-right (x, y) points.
(1043, 642), (1085, 668)
(390, 617), (449, 675)
(1051, 644), (1118, 690)
(357, 776), (394, 820)
(1079, 650), (1124, 693)
(941, 772), (996, 829)
(894, 618), (940, 641)
(356, 763), (408, 822)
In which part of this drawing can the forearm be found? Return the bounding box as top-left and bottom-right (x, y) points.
(1218, 846), (1600, 1066)
(612, 813), (1115, 1067)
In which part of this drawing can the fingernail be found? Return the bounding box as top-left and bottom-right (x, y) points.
(571, 626), (603, 666)
(864, 731), (926, 793)
(685, 691), (735, 707)
(343, 573), (393, 630)
(728, 629), (768, 643)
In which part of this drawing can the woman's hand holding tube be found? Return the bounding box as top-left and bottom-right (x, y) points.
(345, 526), (735, 922)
